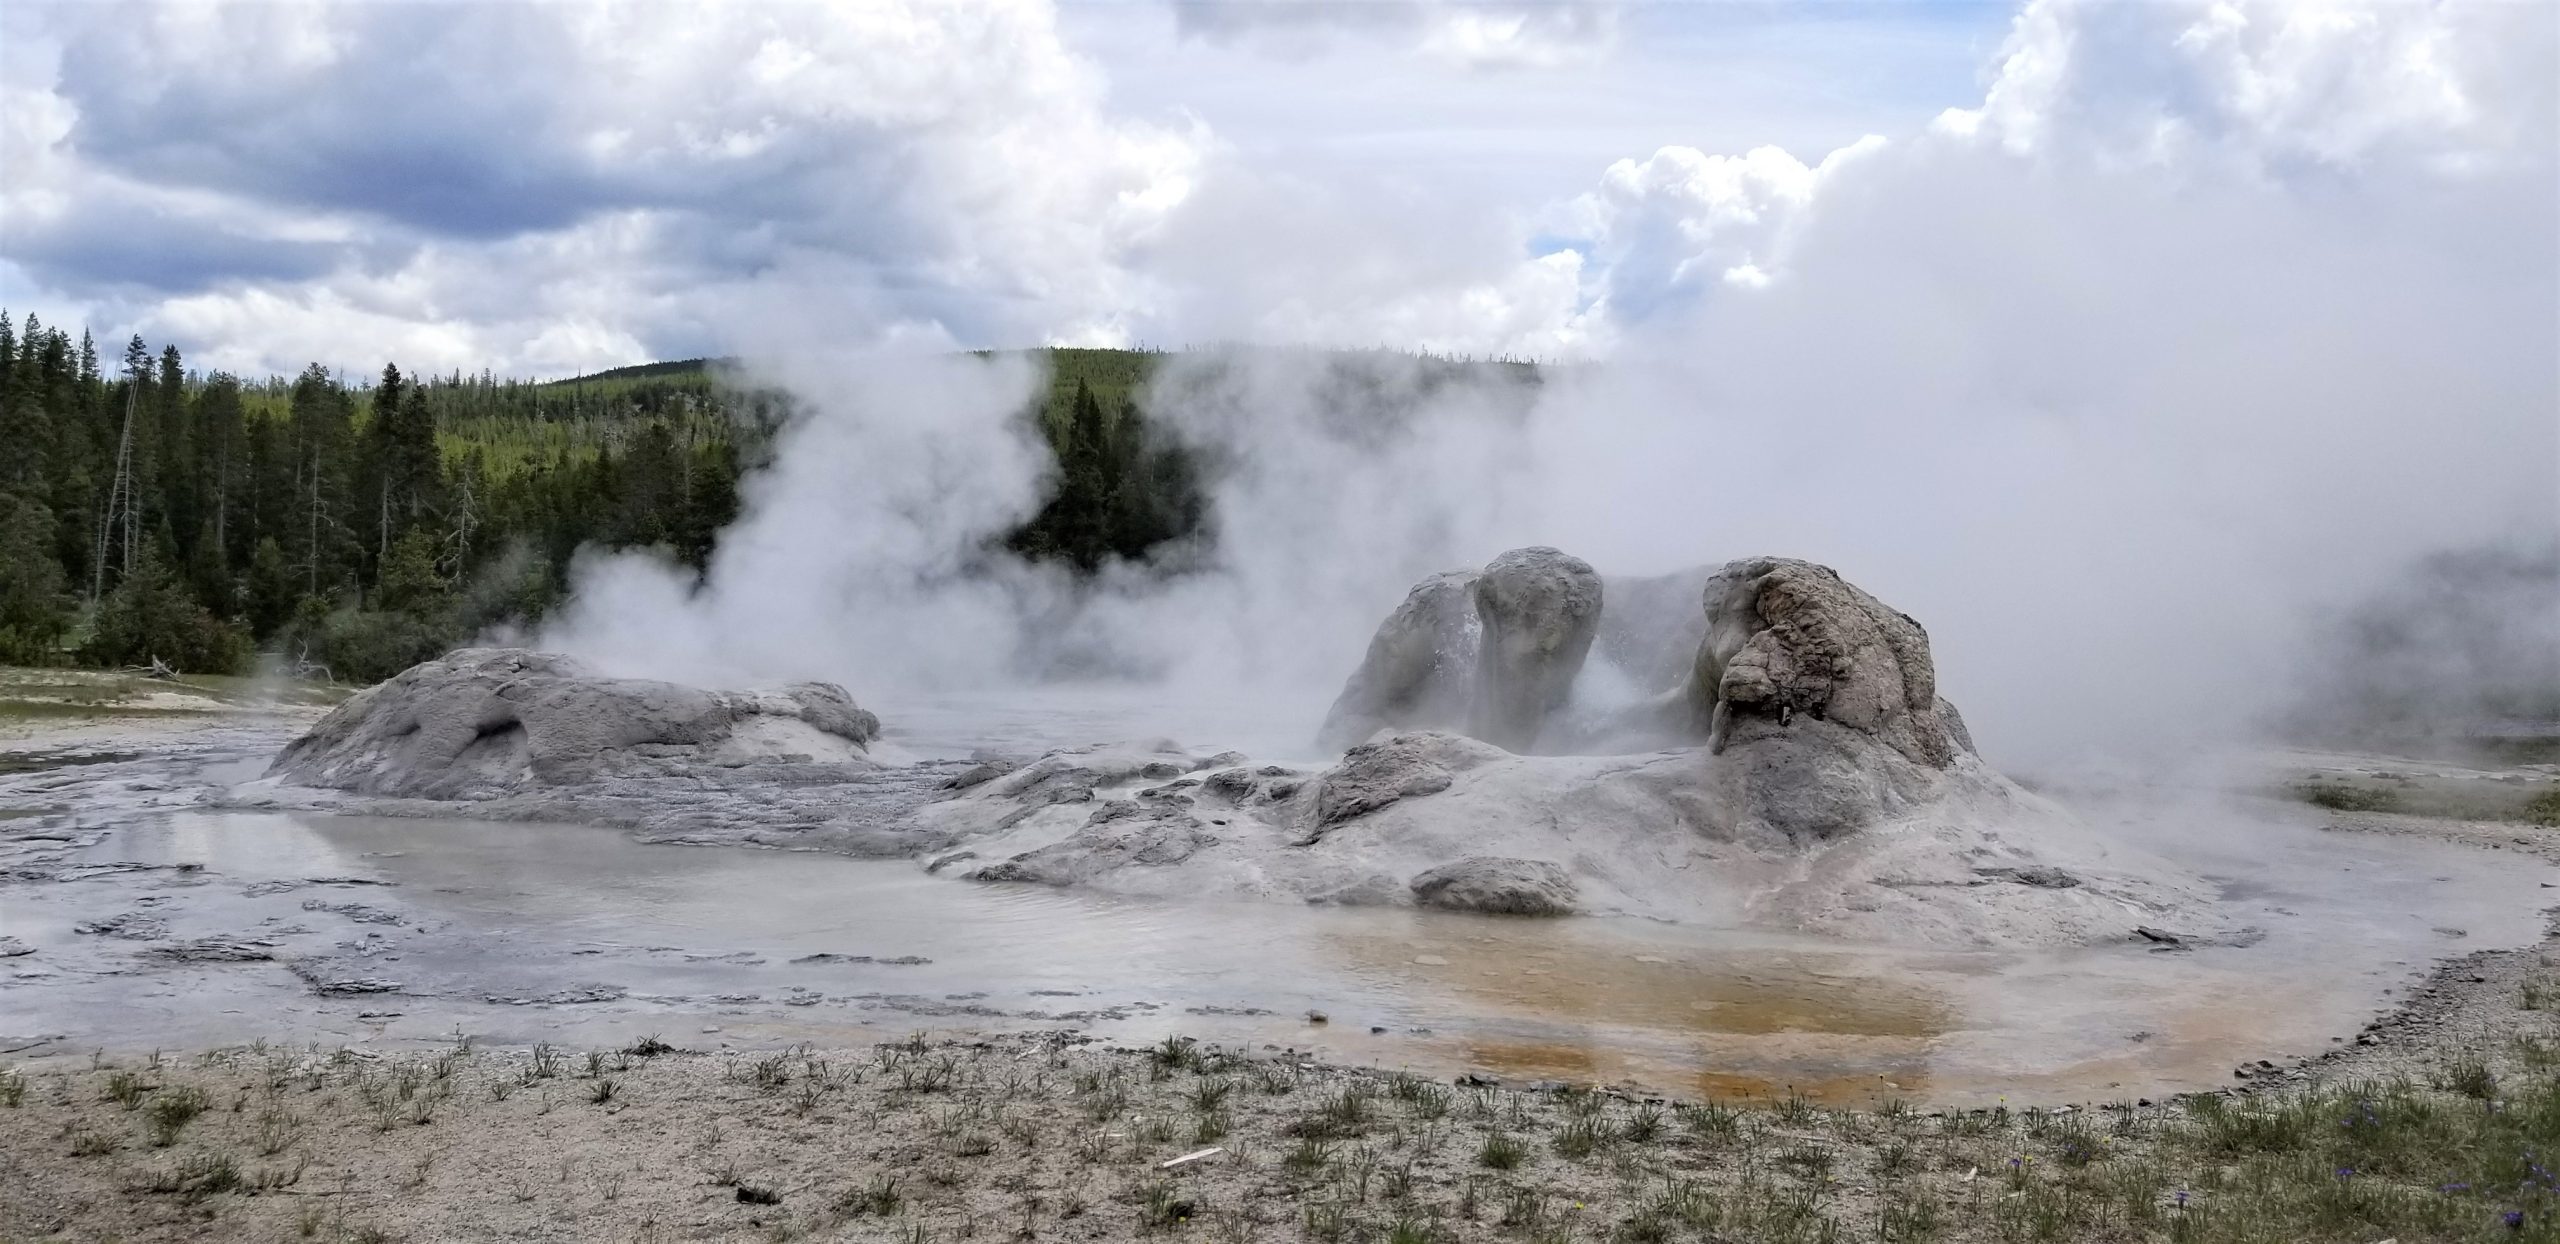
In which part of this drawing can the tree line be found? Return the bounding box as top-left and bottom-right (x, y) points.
(0, 318), (1206, 682)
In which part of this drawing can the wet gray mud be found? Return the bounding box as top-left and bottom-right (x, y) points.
(1, 707), (2551, 1107)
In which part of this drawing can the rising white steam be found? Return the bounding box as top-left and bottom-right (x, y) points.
(533, 347), (1065, 692)
(537, 0), (2557, 767)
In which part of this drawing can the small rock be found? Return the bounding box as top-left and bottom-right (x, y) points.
(1305, 1010), (1328, 1025)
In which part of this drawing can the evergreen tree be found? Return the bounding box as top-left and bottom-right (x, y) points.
(372, 529), (448, 616)
(194, 374), (246, 573)
(673, 440), (738, 571)
(0, 495), (68, 665)
(244, 536), (296, 640)
(80, 544), (247, 674)
(286, 363), (358, 598)
(617, 421), (681, 547)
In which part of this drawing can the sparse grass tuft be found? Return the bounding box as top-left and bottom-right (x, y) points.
(2293, 781), (2401, 813)
(840, 1174), (901, 1216)
(103, 1069), (148, 1109)
(1553, 1114), (1615, 1160)
(146, 1149), (240, 1201)
(2433, 1055), (2496, 1100)
(144, 1084), (209, 1147)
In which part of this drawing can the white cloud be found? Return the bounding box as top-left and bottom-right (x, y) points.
(1552, 137), (1885, 317)
(2, 0), (1205, 374)
(1170, 0), (1618, 69)
(1933, 0), (2546, 172)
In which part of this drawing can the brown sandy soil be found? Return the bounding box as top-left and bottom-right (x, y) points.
(1, 904), (2554, 1244)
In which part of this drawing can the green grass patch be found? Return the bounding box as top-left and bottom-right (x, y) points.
(2292, 781), (2405, 814)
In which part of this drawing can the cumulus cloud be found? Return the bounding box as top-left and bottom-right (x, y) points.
(1934, 0), (2547, 171)
(2, 0), (1203, 374)
(1548, 137), (1885, 320)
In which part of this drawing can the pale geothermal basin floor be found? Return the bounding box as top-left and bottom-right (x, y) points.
(0, 805), (2546, 1108)
(0, 688), (2552, 1108)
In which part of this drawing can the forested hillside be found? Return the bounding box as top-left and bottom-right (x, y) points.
(0, 318), (1211, 681)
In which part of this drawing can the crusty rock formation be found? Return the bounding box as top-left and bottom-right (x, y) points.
(1307, 731), (1506, 840)
(1315, 571), (1481, 752)
(1694, 557), (1963, 768)
(908, 550), (2245, 946)
(1316, 548), (1603, 754)
(1468, 548), (1604, 751)
(918, 725), (2234, 946)
(267, 648), (880, 800)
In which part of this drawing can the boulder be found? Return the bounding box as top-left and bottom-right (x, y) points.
(267, 648), (879, 800)
(1409, 857), (1579, 915)
(1467, 547), (1604, 752)
(1316, 570), (1482, 751)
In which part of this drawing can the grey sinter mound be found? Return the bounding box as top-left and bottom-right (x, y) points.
(243, 648), (938, 853)
(918, 553), (2241, 949)
(251, 559), (2239, 948)
(265, 648), (881, 799)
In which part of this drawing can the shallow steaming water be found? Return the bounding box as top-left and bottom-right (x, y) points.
(4, 763), (2548, 1105)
